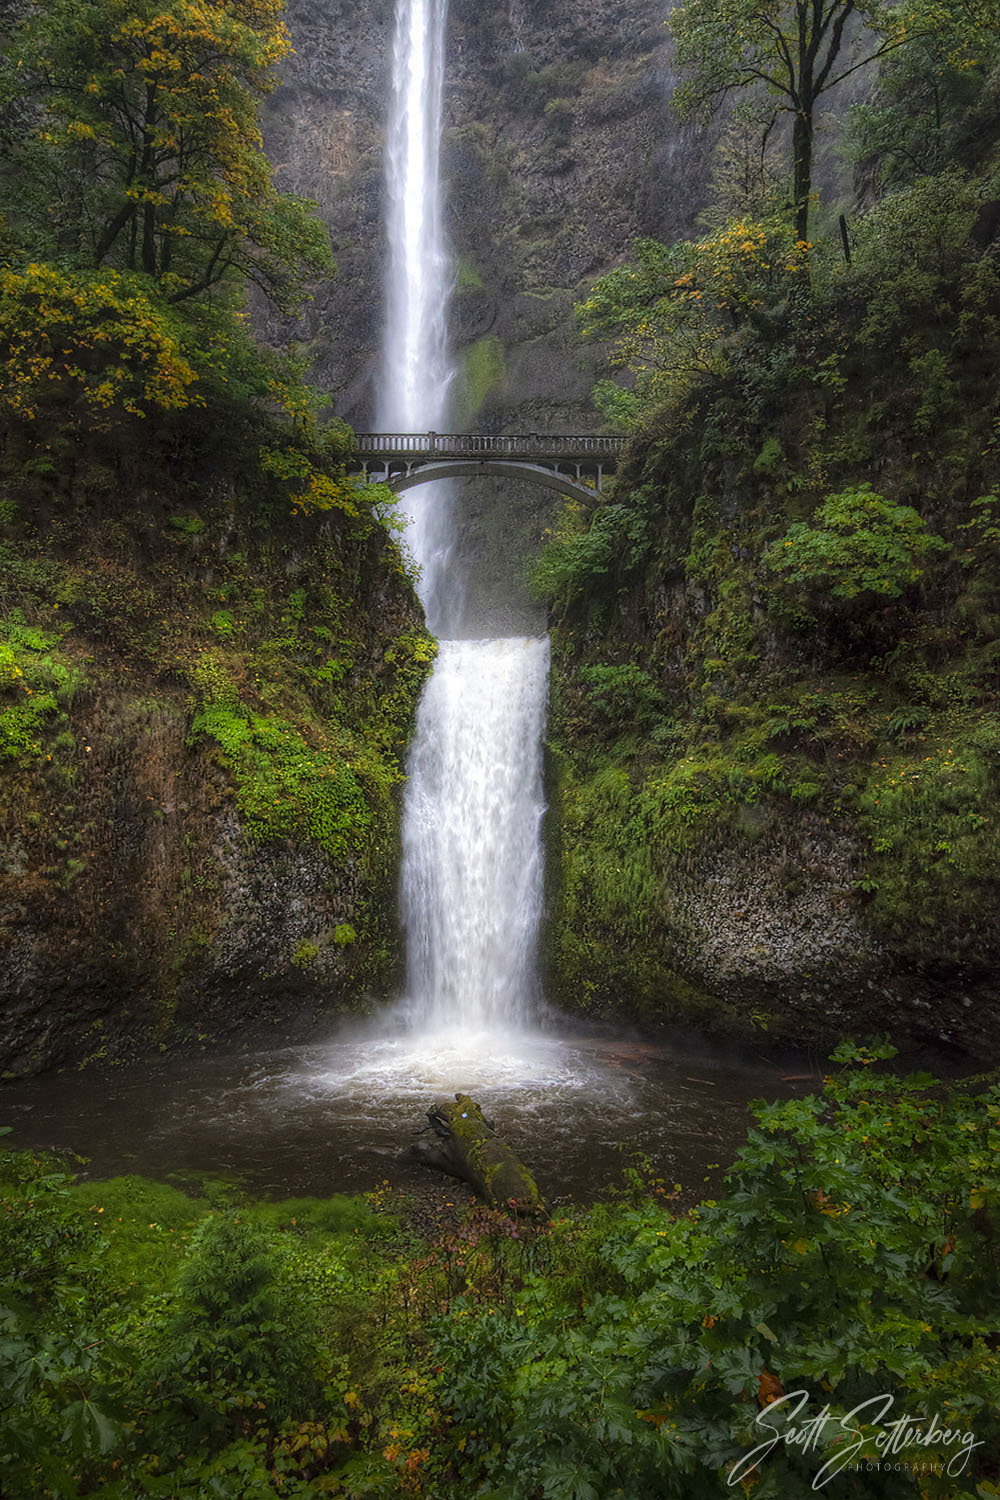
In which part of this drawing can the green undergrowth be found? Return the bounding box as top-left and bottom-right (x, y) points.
(0, 614), (81, 762)
(535, 170), (1000, 1021)
(2, 1045), (998, 1497)
(188, 698), (377, 863)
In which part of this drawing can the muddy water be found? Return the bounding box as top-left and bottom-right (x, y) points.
(0, 1021), (820, 1205)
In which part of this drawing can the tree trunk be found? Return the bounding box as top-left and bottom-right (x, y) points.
(412, 1093), (547, 1217)
(793, 105), (813, 244)
(142, 202), (157, 275)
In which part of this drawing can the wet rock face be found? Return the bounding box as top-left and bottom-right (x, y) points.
(264, 0), (712, 423)
(0, 751), (372, 1077)
(261, 0), (713, 630)
(0, 491), (430, 1079)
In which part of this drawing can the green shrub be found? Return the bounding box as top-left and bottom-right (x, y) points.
(763, 484), (949, 604)
(152, 1212), (320, 1423)
(529, 502), (649, 604)
(433, 1047), (1000, 1499)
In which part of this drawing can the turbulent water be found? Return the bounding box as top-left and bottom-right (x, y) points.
(401, 637), (550, 1031)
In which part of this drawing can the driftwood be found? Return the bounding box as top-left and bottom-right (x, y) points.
(411, 1093), (547, 1217)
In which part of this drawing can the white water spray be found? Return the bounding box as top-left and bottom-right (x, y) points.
(381, 0), (550, 1042)
(401, 637), (549, 1030)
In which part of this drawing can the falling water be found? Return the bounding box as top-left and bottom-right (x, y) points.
(378, 0), (456, 633)
(401, 637), (549, 1030)
(381, 0), (550, 1037)
(0, 0), (793, 1194)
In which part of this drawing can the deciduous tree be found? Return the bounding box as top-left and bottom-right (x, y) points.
(668, 0), (914, 241)
(0, 0), (332, 309)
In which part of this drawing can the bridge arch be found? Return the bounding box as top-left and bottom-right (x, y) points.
(376, 460), (600, 506)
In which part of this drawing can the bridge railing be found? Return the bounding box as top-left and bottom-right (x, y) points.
(352, 431), (625, 461)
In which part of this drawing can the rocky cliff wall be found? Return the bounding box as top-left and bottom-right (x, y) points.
(0, 456), (432, 1077)
(263, 0), (715, 630)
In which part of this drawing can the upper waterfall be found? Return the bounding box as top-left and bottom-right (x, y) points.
(378, 0), (456, 633)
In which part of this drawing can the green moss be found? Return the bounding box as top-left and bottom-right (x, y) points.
(455, 256), (484, 290)
(0, 616), (82, 761)
(454, 335), (506, 427)
(856, 717), (999, 959)
(168, 513), (205, 535)
(188, 701), (374, 861)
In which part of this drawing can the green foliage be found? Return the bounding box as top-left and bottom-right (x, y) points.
(0, 264), (199, 423)
(259, 433), (361, 518)
(0, 0), (333, 311)
(591, 377), (641, 429)
(434, 1050), (1000, 1498)
(668, 0), (914, 239)
(543, 0), (1000, 1028)
(168, 512), (206, 536)
(577, 220), (810, 420)
(0, 615), (80, 760)
(846, 22), (1000, 188)
(529, 501), (649, 605)
(0, 1153), (132, 1497)
(0, 0), (346, 479)
(0, 1157), (418, 1498)
(577, 662), (663, 730)
(848, 171), (996, 347)
(858, 725), (999, 953)
(189, 700), (373, 860)
(152, 1212), (320, 1422)
(3, 1054), (999, 1498)
(763, 485), (949, 604)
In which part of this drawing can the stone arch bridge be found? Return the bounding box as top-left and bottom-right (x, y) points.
(349, 431), (625, 504)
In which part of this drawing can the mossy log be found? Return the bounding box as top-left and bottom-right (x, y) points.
(412, 1093), (547, 1217)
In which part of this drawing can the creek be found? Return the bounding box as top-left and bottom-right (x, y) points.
(0, 1027), (816, 1204)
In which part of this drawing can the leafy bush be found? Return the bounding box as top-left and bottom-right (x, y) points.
(0, 265), (198, 423)
(577, 218), (810, 419)
(529, 502), (650, 605)
(577, 662), (663, 729)
(434, 1046), (1000, 1498)
(151, 1213), (320, 1424)
(763, 485), (949, 605)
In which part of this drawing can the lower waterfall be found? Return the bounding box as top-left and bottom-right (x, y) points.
(400, 636), (550, 1033)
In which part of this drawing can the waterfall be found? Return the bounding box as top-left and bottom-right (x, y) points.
(381, 0), (549, 1035)
(401, 637), (549, 1030)
(378, 0), (456, 635)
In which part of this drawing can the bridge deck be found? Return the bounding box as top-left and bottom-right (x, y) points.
(353, 432), (625, 463)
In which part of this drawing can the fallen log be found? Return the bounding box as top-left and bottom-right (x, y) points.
(411, 1092), (547, 1217)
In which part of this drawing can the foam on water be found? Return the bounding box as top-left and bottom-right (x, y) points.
(400, 637), (550, 1032)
